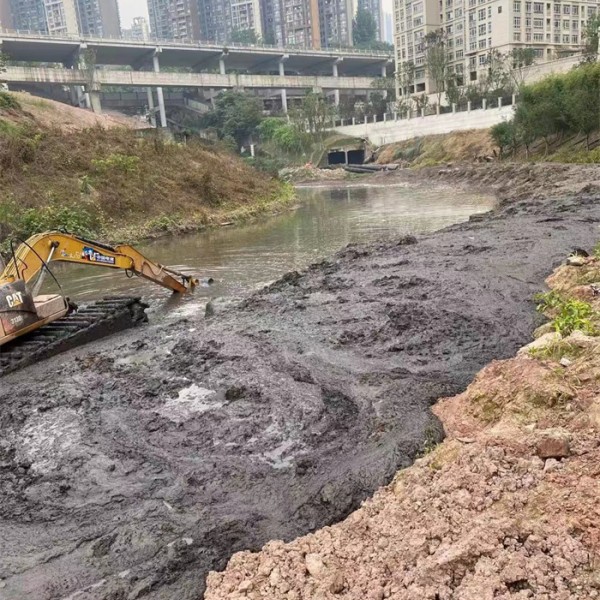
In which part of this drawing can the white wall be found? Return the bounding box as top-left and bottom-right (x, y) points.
(333, 105), (515, 145)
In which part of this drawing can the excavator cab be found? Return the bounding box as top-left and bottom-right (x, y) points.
(0, 279), (69, 346)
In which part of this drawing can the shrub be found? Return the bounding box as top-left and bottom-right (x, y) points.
(91, 153), (140, 174)
(553, 299), (596, 336)
(0, 91), (20, 110)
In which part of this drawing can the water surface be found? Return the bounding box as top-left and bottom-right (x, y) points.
(43, 182), (495, 312)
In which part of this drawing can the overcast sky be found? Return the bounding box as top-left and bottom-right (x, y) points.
(116, 0), (394, 30)
(118, 0), (148, 29)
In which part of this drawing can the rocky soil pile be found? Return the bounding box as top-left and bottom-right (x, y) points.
(1, 167), (600, 599)
(206, 257), (600, 600)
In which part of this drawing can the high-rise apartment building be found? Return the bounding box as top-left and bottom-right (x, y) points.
(261, 0), (320, 47)
(358, 0), (384, 40)
(197, 0), (262, 43)
(122, 15), (150, 39)
(6, 0), (119, 35)
(9, 0), (78, 33)
(0, 0), (14, 28)
(394, 0), (599, 97)
(318, 0), (353, 47)
(76, 0), (119, 36)
(147, 0), (201, 40)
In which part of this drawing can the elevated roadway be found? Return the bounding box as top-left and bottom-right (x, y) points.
(0, 31), (392, 125)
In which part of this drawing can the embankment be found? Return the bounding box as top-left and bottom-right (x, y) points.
(0, 92), (291, 248)
(1, 163), (599, 599)
(205, 214), (600, 600)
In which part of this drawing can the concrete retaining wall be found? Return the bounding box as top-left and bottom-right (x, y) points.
(333, 105), (515, 145)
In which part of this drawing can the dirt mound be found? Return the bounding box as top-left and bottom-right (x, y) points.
(205, 254), (600, 600)
(1, 167), (600, 599)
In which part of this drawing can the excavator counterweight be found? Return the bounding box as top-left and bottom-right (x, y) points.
(0, 232), (198, 375)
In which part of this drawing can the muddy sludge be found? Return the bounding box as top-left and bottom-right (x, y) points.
(1, 183), (599, 599)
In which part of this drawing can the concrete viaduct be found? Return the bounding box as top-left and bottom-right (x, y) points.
(0, 32), (394, 126)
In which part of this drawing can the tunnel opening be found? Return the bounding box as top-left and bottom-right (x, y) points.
(347, 149), (365, 164)
(327, 150), (347, 166)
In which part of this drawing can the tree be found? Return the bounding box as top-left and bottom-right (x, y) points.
(480, 49), (511, 101)
(352, 6), (377, 48)
(424, 29), (449, 106)
(583, 14), (600, 61)
(396, 60), (415, 97)
(507, 47), (536, 90)
(230, 28), (260, 45)
(370, 76), (396, 103)
(563, 62), (600, 149)
(290, 90), (335, 136)
(200, 91), (263, 150)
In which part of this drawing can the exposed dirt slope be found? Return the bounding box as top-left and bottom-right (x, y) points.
(0, 166), (599, 599)
(6, 92), (144, 131)
(205, 255), (600, 600)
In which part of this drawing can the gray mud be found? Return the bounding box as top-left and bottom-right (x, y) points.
(1, 173), (600, 599)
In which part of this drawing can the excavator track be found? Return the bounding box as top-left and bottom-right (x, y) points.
(0, 296), (148, 378)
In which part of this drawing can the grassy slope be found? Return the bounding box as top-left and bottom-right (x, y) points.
(376, 128), (600, 168)
(0, 93), (292, 247)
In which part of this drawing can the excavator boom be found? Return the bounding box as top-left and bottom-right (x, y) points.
(1, 232), (197, 293)
(0, 232), (199, 373)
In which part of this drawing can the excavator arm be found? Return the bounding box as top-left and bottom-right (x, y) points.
(1, 232), (198, 294)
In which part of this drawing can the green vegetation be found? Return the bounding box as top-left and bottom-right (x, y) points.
(535, 291), (597, 336)
(534, 290), (564, 313)
(352, 7), (393, 52)
(0, 96), (292, 252)
(491, 62), (600, 157)
(230, 28), (260, 45)
(553, 299), (596, 336)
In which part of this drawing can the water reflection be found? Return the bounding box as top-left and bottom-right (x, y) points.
(42, 183), (495, 308)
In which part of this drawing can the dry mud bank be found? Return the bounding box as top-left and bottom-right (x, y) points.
(1, 165), (600, 599)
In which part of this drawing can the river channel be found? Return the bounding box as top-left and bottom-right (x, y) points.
(44, 182), (495, 310)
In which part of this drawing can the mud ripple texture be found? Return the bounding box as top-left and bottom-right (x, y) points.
(1, 165), (600, 599)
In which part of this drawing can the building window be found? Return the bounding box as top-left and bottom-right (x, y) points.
(478, 54), (487, 64)
(533, 18), (543, 27)
(562, 20), (569, 29)
(498, 6), (502, 13)
(469, 40), (477, 49)
(514, 32), (522, 40)
(562, 33), (569, 42)
(572, 5), (578, 16)
(456, 49), (464, 57)
(514, 16), (521, 26)
(478, 8), (485, 19)
(563, 5), (570, 14)
(478, 23), (486, 34)
(571, 34), (578, 43)
(413, 17), (423, 25)
(554, 4), (561, 14)
(572, 20), (578, 30)
(487, 6), (491, 17)
(413, 1), (423, 12)
(514, 1), (521, 11)
(533, 32), (543, 40)
(533, 2), (543, 13)
(525, 2), (532, 12)
(478, 37), (486, 48)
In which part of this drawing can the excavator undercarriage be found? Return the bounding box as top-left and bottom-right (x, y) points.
(0, 231), (198, 377)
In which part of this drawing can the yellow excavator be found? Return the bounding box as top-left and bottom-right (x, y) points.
(0, 231), (198, 376)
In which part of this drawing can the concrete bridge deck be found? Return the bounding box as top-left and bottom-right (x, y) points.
(0, 31), (393, 76)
